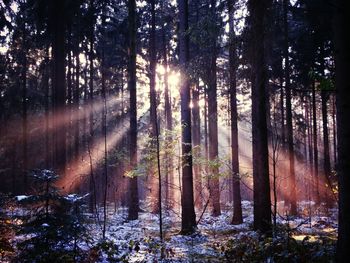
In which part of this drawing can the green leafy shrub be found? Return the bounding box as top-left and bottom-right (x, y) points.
(221, 229), (336, 262)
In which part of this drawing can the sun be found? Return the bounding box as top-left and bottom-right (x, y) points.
(156, 64), (180, 98)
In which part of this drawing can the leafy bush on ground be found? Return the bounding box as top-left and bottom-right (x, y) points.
(221, 227), (336, 263)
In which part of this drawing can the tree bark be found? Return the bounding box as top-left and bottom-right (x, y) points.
(178, 0), (196, 234)
(334, 0), (350, 260)
(192, 81), (202, 210)
(149, 0), (159, 214)
(283, 0), (297, 215)
(228, 0), (242, 224)
(161, 5), (174, 208)
(127, 0), (139, 220)
(52, 0), (66, 177)
(312, 80), (320, 203)
(208, 0), (221, 217)
(249, 0), (272, 234)
(21, 22), (28, 192)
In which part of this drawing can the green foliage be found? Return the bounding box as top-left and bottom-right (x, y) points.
(92, 239), (129, 263)
(221, 230), (336, 262)
(308, 71), (335, 91)
(14, 170), (90, 263)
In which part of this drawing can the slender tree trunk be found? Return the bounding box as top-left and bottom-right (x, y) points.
(88, 0), (95, 213)
(208, 0), (221, 217)
(52, 0), (66, 177)
(21, 23), (28, 192)
(101, 12), (108, 239)
(192, 81), (202, 210)
(178, 0), (196, 234)
(321, 86), (332, 202)
(280, 61), (285, 145)
(249, 0), (272, 234)
(334, 1), (350, 260)
(74, 44), (80, 159)
(312, 80), (320, 203)
(306, 97), (314, 199)
(283, 0), (297, 215)
(332, 95), (337, 167)
(127, 0), (139, 220)
(44, 51), (50, 168)
(149, 0), (159, 214)
(320, 50), (332, 205)
(228, 0), (242, 224)
(162, 8), (173, 208)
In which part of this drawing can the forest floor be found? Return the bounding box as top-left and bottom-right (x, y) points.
(88, 201), (338, 262)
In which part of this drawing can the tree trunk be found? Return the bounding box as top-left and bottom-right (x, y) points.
(74, 44), (80, 159)
(149, 0), (159, 214)
(320, 50), (332, 205)
(283, 0), (297, 215)
(332, 95), (337, 167)
(249, 0), (272, 234)
(162, 6), (174, 208)
(192, 81), (202, 210)
(334, 0), (350, 261)
(88, 0), (95, 214)
(101, 11), (108, 239)
(21, 23), (28, 192)
(208, 0), (221, 217)
(312, 80), (320, 203)
(127, 0), (139, 220)
(228, 0), (242, 224)
(44, 50), (51, 168)
(178, 0), (196, 234)
(52, 0), (66, 177)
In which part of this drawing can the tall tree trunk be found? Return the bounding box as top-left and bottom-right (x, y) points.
(306, 97), (314, 200)
(334, 0), (350, 260)
(280, 63), (285, 145)
(74, 45), (80, 159)
(67, 27), (73, 162)
(178, 0), (196, 234)
(44, 50), (51, 168)
(127, 0), (139, 220)
(249, 0), (272, 234)
(21, 23), (28, 192)
(149, 0), (159, 214)
(312, 80), (320, 203)
(228, 0), (242, 224)
(332, 95), (337, 167)
(162, 6), (173, 208)
(320, 49), (332, 205)
(88, 0), (96, 213)
(283, 0), (297, 215)
(52, 0), (66, 177)
(101, 12), (108, 239)
(192, 81), (202, 210)
(208, 0), (221, 217)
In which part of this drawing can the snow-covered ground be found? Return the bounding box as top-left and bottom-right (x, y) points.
(88, 200), (337, 262)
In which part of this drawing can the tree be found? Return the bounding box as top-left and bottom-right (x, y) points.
(228, 0), (242, 224)
(51, 0), (67, 177)
(161, 0), (174, 209)
(149, 0), (159, 214)
(334, 0), (350, 261)
(249, 0), (272, 234)
(178, 0), (196, 234)
(127, 0), (139, 220)
(207, 0), (221, 217)
(283, 0), (297, 215)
